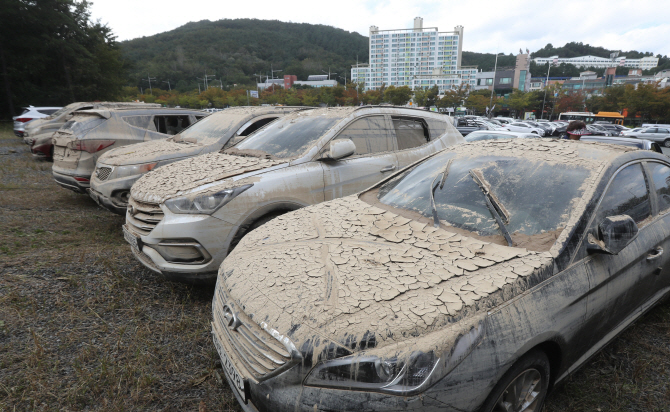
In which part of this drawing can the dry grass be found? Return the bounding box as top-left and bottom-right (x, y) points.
(1, 122), (670, 411)
(0, 123), (240, 411)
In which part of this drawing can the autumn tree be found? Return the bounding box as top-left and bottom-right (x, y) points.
(383, 86), (413, 106)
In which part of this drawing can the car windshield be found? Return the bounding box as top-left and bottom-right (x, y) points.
(176, 112), (247, 143)
(231, 114), (342, 159)
(465, 132), (518, 142)
(370, 151), (591, 251)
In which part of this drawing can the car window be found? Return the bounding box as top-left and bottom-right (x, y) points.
(465, 133), (516, 142)
(153, 115), (192, 135)
(647, 162), (670, 214)
(337, 116), (394, 155)
(392, 116), (429, 150)
(426, 118), (447, 140)
(236, 117), (278, 137)
(37, 109), (58, 116)
(597, 163), (651, 227)
(123, 115), (152, 129)
(643, 129), (657, 133)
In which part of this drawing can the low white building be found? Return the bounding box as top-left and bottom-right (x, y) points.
(533, 55), (659, 70)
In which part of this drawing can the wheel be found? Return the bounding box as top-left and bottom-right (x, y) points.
(531, 131), (538, 135)
(480, 349), (550, 412)
(664, 139), (670, 148)
(228, 211), (287, 254)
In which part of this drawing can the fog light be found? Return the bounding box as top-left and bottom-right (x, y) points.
(112, 190), (130, 206)
(151, 240), (211, 264)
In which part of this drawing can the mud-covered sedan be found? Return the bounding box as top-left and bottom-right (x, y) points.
(212, 139), (670, 412)
(124, 106), (463, 283)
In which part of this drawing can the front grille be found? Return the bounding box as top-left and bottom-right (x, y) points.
(212, 288), (293, 382)
(126, 197), (163, 236)
(95, 166), (112, 181)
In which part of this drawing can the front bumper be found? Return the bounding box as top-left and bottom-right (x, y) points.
(52, 170), (90, 194)
(89, 187), (126, 215)
(124, 210), (233, 283)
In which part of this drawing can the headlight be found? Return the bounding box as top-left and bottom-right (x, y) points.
(164, 184), (253, 215)
(114, 162), (157, 179)
(304, 351), (439, 393)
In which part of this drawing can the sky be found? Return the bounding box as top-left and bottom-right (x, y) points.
(89, 0), (670, 57)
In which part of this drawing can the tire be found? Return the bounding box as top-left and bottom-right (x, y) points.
(664, 139), (670, 148)
(228, 211), (287, 254)
(479, 349), (551, 412)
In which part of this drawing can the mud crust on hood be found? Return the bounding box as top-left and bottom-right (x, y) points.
(220, 195), (553, 351)
(99, 139), (201, 166)
(130, 152), (285, 203)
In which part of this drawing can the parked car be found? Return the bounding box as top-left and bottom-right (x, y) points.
(581, 135), (663, 153)
(123, 106), (464, 283)
(626, 127), (670, 147)
(586, 124), (612, 136)
(453, 117), (486, 136)
(464, 130), (538, 141)
(90, 106), (305, 214)
(504, 122), (545, 136)
(621, 127), (646, 136)
(12, 106), (62, 137)
(524, 120), (555, 135)
(211, 138), (670, 412)
(52, 107), (206, 194)
(594, 124), (622, 136)
(24, 102), (160, 159)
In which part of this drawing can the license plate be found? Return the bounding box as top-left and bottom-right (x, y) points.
(122, 225), (141, 251)
(214, 334), (248, 402)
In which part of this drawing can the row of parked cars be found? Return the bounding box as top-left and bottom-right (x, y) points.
(13, 102), (670, 412)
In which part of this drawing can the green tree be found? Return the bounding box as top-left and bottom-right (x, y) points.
(383, 86), (413, 106)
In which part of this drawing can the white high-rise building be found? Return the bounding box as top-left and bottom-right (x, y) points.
(533, 55), (659, 70)
(351, 18), (477, 92)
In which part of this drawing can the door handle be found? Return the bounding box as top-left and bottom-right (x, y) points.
(380, 165), (396, 173)
(647, 246), (664, 261)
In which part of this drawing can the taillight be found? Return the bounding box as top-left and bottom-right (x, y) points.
(73, 176), (90, 182)
(69, 140), (115, 153)
(16, 117), (33, 123)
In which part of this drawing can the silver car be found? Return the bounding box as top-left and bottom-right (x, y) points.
(211, 139), (670, 412)
(89, 106), (305, 215)
(24, 102), (159, 159)
(52, 107), (206, 194)
(627, 127), (670, 147)
(123, 106), (464, 283)
(13, 106), (61, 137)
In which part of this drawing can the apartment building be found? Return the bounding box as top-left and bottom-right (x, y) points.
(533, 55), (659, 70)
(351, 17), (476, 92)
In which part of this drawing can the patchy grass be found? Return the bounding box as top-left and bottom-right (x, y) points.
(1, 121), (670, 411)
(0, 122), (239, 411)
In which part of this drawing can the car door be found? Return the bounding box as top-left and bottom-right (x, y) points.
(583, 162), (663, 349)
(644, 161), (670, 292)
(639, 128), (657, 140)
(320, 115), (399, 201)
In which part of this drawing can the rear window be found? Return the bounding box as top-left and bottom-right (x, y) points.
(123, 115), (152, 129)
(392, 116), (429, 150)
(427, 118), (447, 139)
(37, 109), (58, 116)
(62, 116), (106, 136)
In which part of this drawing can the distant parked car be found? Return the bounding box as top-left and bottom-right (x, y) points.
(90, 106), (306, 214)
(464, 130), (538, 141)
(581, 135), (663, 153)
(24, 102), (160, 159)
(621, 127), (646, 136)
(626, 127), (670, 147)
(505, 122), (545, 136)
(586, 124), (612, 136)
(13, 106), (61, 137)
(52, 107), (207, 194)
(123, 106), (464, 283)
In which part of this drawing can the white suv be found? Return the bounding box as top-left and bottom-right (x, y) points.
(13, 106), (62, 137)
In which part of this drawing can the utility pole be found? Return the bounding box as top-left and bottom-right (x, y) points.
(541, 62), (551, 119)
(322, 68), (337, 80)
(162, 80), (172, 91)
(144, 75), (156, 94)
(488, 53), (502, 118)
(270, 65), (282, 80)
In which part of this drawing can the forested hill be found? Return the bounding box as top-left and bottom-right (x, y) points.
(120, 19), (368, 91)
(531, 42), (656, 59)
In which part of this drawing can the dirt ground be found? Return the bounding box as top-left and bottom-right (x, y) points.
(1, 122), (669, 411)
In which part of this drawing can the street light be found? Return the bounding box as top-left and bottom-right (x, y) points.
(541, 62), (552, 119)
(489, 53), (503, 118)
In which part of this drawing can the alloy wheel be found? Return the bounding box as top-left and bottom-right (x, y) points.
(491, 368), (544, 412)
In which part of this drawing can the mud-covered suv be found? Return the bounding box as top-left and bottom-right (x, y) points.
(52, 107), (206, 194)
(123, 106), (464, 283)
(89, 106), (305, 214)
(24, 102), (160, 159)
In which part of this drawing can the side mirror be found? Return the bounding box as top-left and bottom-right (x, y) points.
(324, 139), (356, 161)
(587, 215), (639, 255)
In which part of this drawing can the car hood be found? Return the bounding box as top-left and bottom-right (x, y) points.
(98, 139), (208, 166)
(130, 152), (287, 203)
(218, 195), (554, 355)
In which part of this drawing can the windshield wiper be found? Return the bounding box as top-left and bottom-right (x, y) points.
(468, 169), (514, 247)
(429, 159), (453, 228)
